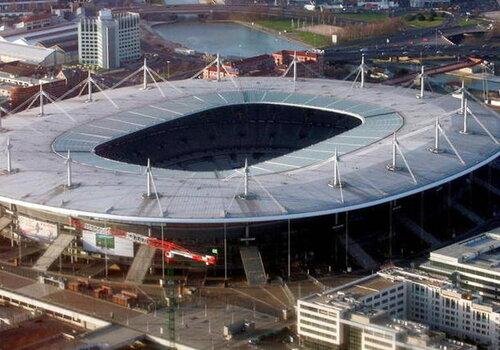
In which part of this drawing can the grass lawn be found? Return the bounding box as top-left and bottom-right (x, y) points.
(254, 19), (330, 47)
(296, 31), (332, 47)
(456, 17), (484, 27)
(335, 13), (389, 23)
(404, 17), (445, 28)
(255, 19), (294, 33)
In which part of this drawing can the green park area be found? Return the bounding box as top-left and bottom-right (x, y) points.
(403, 12), (445, 28)
(457, 17), (485, 27)
(254, 19), (331, 48)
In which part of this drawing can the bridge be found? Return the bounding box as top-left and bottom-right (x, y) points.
(116, 4), (357, 25)
(383, 57), (483, 86)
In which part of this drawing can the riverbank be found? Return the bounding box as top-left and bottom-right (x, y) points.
(236, 19), (331, 48)
(149, 20), (307, 58)
(231, 20), (318, 49)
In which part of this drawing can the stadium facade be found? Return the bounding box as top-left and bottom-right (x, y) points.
(0, 77), (497, 274)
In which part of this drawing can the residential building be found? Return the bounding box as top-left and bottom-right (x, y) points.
(409, 0), (450, 8)
(272, 50), (321, 66)
(420, 228), (500, 301)
(0, 0), (58, 16)
(78, 9), (140, 69)
(203, 54), (275, 79)
(0, 61), (85, 109)
(297, 268), (500, 349)
(357, 1), (399, 10)
(15, 14), (53, 30)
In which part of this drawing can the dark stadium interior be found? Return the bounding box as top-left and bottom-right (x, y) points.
(94, 104), (361, 171)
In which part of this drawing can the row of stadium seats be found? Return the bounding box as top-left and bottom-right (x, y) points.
(95, 103), (361, 171)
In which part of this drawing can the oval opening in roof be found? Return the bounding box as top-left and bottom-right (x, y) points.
(94, 103), (361, 172)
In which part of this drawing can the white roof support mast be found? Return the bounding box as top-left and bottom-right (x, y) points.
(38, 83), (44, 117)
(360, 54), (366, 88)
(429, 117), (465, 165)
(386, 133), (417, 184)
(244, 158), (249, 198)
(5, 137), (12, 174)
(144, 158), (154, 199)
(417, 66), (425, 99)
(216, 53), (221, 82)
(328, 149), (345, 203)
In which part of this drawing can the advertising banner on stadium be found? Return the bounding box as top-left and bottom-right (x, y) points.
(82, 230), (134, 257)
(18, 216), (58, 242)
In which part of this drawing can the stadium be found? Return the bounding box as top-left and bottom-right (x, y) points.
(0, 76), (498, 280)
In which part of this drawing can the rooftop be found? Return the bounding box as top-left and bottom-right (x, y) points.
(429, 228), (500, 274)
(0, 77), (497, 224)
(0, 41), (57, 63)
(301, 274), (401, 306)
(381, 318), (475, 350)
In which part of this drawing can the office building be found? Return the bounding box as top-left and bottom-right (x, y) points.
(78, 9), (140, 69)
(297, 268), (499, 349)
(421, 228), (500, 301)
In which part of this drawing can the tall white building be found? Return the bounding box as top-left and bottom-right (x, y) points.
(420, 229), (500, 301)
(78, 9), (140, 69)
(297, 268), (500, 349)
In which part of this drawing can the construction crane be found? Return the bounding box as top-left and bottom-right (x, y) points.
(69, 218), (217, 265)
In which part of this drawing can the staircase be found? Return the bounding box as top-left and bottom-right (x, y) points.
(125, 245), (156, 284)
(33, 233), (74, 272)
(240, 246), (267, 286)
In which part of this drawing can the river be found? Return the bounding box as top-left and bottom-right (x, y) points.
(153, 21), (307, 58)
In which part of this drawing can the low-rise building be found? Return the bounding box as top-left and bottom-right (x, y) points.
(0, 41), (65, 66)
(272, 50), (321, 66)
(203, 54), (275, 79)
(409, 0), (450, 8)
(15, 14), (53, 30)
(420, 228), (500, 301)
(0, 61), (85, 109)
(0, 0), (58, 16)
(297, 268), (499, 349)
(357, 0), (399, 10)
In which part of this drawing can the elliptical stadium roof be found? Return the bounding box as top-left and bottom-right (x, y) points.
(0, 77), (498, 224)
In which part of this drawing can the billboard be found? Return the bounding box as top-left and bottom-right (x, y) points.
(82, 230), (134, 257)
(18, 216), (58, 243)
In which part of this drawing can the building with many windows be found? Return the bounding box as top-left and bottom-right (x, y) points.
(420, 228), (500, 301)
(409, 0), (450, 8)
(297, 268), (499, 349)
(78, 9), (140, 69)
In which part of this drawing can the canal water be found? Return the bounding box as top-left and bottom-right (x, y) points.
(153, 21), (307, 58)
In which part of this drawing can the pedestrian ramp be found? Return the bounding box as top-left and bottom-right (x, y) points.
(125, 245), (156, 284)
(33, 233), (74, 272)
(450, 200), (484, 225)
(397, 215), (441, 249)
(80, 324), (144, 349)
(0, 216), (12, 232)
(240, 246), (267, 286)
(339, 235), (378, 271)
